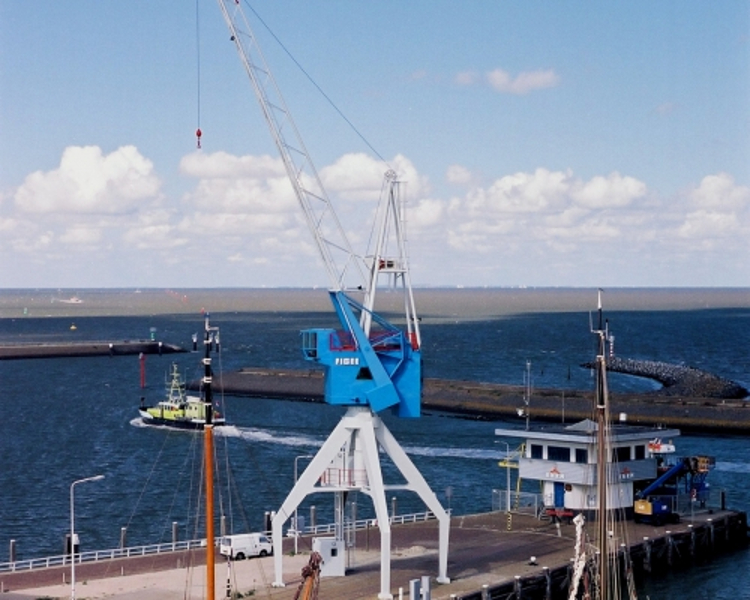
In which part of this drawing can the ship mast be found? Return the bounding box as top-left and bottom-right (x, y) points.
(203, 313), (218, 600)
(593, 290), (611, 600)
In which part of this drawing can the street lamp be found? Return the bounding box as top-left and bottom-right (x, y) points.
(502, 442), (511, 513)
(293, 455), (313, 555)
(70, 475), (104, 600)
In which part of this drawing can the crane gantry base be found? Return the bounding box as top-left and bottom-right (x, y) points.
(271, 406), (450, 599)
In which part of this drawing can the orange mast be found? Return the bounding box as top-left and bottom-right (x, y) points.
(202, 312), (217, 599)
(205, 423), (215, 599)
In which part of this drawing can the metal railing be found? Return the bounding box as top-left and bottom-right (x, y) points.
(492, 489), (541, 517)
(0, 538), (206, 574)
(0, 510), (438, 574)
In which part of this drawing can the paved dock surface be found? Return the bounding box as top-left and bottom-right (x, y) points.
(2, 510), (741, 599)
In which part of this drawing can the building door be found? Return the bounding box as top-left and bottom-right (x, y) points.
(554, 482), (565, 507)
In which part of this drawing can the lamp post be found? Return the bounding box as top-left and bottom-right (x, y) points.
(293, 455), (313, 555)
(502, 442), (511, 513)
(70, 475), (104, 600)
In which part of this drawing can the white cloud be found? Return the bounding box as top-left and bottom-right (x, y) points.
(486, 68), (560, 95)
(188, 174), (297, 214)
(689, 172), (750, 211)
(678, 210), (741, 240)
(455, 71), (480, 86)
(570, 172), (647, 209)
(462, 168), (573, 216)
(4, 138), (747, 288)
(59, 226), (102, 245)
(14, 145), (160, 214)
(179, 151), (285, 179)
(409, 198), (445, 229)
(319, 152), (388, 201)
(438, 168), (655, 260)
(446, 164), (473, 185)
(0, 216), (19, 232)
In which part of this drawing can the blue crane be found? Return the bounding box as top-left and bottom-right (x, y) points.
(215, 2), (448, 596)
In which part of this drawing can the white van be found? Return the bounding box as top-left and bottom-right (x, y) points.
(219, 533), (273, 560)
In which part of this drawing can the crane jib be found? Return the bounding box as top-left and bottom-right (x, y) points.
(217, 0), (422, 417)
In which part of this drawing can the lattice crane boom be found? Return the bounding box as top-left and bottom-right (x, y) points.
(216, 0), (422, 417)
(216, 0), (363, 292)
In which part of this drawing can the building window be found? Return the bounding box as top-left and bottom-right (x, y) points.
(575, 448), (588, 464)
(530, 444), (543, 459)
(634, 445), (646, 460)
(613, 446), (631, 462)
(547, 446), (571, 462)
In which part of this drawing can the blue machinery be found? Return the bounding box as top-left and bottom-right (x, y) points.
(634, 455), (715, 524)
(301, 290), (421, 418)
(216, 2), (449, 597)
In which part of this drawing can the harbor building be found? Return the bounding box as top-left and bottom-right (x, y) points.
(495, 419), (682, 519)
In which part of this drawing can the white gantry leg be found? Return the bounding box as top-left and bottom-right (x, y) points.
(270, 406), (450, 598)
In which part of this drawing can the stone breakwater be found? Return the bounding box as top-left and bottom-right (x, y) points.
(583, 356), (748, 399)
(208, 367), (750, 433)
(0, 340), (185, 360)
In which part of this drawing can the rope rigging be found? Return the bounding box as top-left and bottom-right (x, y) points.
(241, 0), (390, 169)
(195, 0), (202, 148)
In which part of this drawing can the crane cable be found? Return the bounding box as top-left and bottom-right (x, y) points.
(195, 0), (203, 149)
(243, 1), (390, 168)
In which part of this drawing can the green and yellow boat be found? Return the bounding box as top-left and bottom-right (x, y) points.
(139, 362), (226, 429)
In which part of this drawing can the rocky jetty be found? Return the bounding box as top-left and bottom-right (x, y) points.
(0, 340), (185, 360)
(584, 356), (748, 399)
(206, 366), (750, 433)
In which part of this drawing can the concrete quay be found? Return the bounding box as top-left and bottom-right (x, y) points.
(1, 510), (746, 599)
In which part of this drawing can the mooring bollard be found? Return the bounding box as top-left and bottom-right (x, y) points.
(666, 531), (673, 566)
(421, 575), (431, 600)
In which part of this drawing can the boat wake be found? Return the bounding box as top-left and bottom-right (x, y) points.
(216, 424), (323, 448)
(131, 419), (503, 460)
(130, 417), (159, 429)
(403, 444), (505, 461)
(714, 460), (750, 474)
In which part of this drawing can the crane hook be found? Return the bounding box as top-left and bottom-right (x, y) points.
(196, 128), (202, 149)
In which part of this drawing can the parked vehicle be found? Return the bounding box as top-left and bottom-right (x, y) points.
(219, 533), (273, 560)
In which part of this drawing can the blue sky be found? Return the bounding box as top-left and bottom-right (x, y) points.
(1, 1), (749, 289)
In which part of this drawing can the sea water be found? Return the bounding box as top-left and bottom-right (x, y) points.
(0, 289), (749, 598)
